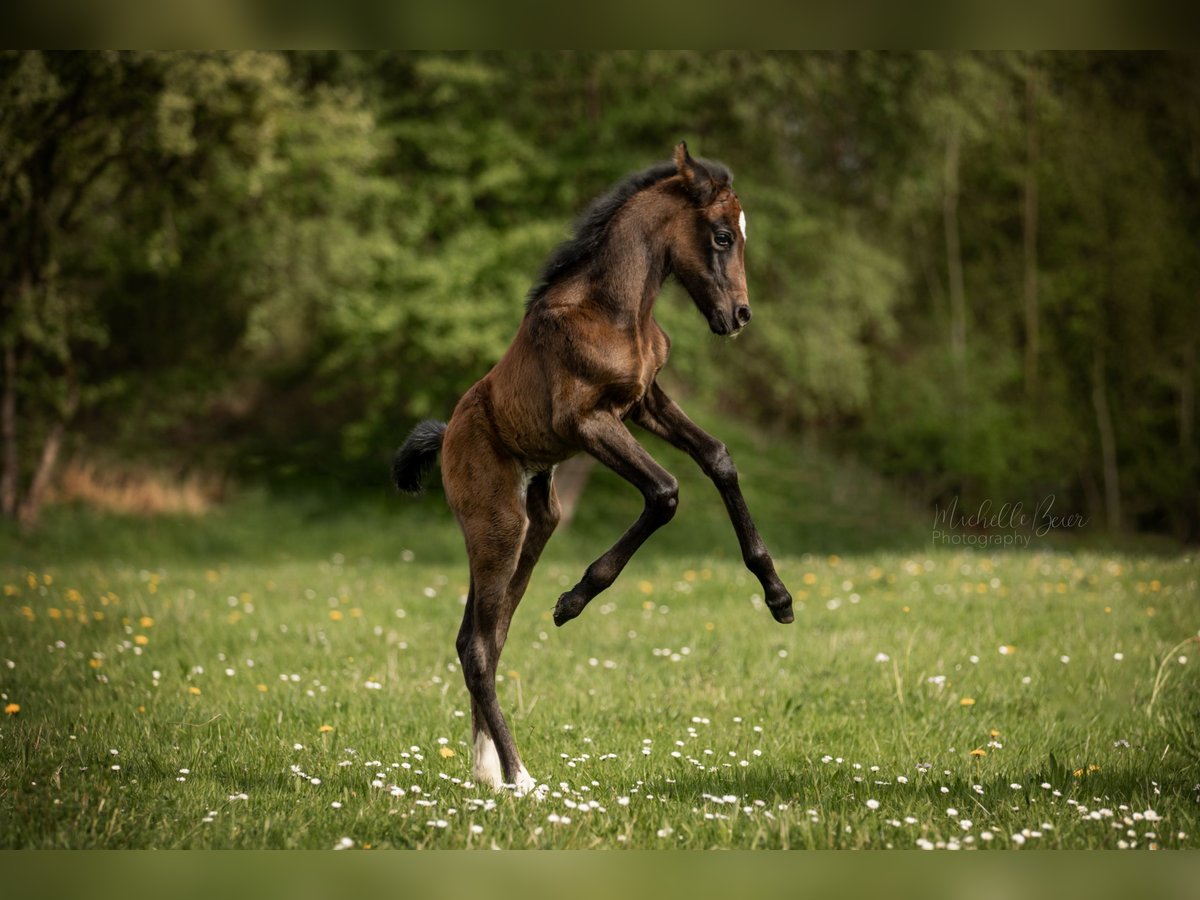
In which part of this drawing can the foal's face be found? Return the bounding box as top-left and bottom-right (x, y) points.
(673, 189), (751, 337)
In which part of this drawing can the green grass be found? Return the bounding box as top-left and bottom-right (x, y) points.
(1, 429), (1197, 849)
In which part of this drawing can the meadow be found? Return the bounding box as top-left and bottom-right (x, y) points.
(1, 428), (1197, 850)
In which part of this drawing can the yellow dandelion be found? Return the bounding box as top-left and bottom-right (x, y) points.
(683, 570), (696, 582)
(188, 686), (201, 695)
(256, 684), (268, 693)
(92, 611), (104, 621)
(827, 554), (840, 566)
(48, 608), (62, 619)
(134, 635), (149, 646)
(642, 600), (654, 611)
(970, 748), (986, 757)
(1088, 764), (1101, 773)
(802, 573), (817, 586)
(705, 622), (715, 632)
(329, 610), (343, 621)
(4, 703), (19, 715)
(137, 705), (145, 713)
(1073, 768), (1084, 778)
(439, 747), (455, 758)
(147, 583), (157, 595)
(25, 573), (37, 589)
(319, 724), (334, 733)
(139, 616), (154, 628)
(638, 580), (654, 595)
(350, 608), (363, 618)
(902, 606), (910, 613)
(989, 729), (1001, 738)
(3, 584), (18, 596)
(42, 573), (53, 586)
(1104, 606), (1112, 614)
(1150, 580), (1161, 592)
(88, 659), (102, 669)
(507, 670), (520, 680)
(21, 606), (34, 620)
(205, 570), (220, 583)
(960, 697), (976, 707)
(65, 588), (82, 602)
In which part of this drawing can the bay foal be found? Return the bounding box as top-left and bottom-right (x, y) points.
(393, 142), (794, 795)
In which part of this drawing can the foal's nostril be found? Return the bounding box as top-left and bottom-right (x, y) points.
(735, 305), (752, 327)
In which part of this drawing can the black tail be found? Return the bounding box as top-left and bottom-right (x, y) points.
(392, 420), (448, 494)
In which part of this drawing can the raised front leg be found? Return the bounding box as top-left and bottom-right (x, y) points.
(553, 413), (679, 626)
(634, 382), (794, 624)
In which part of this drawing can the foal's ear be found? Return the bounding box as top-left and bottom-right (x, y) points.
(674, 140), (717, 205)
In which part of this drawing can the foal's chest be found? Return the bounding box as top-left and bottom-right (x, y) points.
(612, 323), (670, 410)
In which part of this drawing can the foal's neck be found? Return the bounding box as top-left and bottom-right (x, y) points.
(598, 184), (685, 325)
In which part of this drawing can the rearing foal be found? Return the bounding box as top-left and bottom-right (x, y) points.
(393, 142), (794, 795)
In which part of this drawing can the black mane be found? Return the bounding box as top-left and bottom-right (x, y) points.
(526, 161), (679, 309)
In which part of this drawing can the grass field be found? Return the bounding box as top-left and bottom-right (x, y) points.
(1, 426), (1197, 849)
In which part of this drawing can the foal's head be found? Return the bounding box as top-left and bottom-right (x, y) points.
(669, 141), (751, 337)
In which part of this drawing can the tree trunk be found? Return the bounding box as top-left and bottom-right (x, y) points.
(1, 342), (16, 519)
(1182, 336), (1195, 452)
(1091, 343), (1121, 533)
(943, 125), (967, 387)
(553, 455), (596, 529)
(1183, 336), (1198, 540)
(1022, 63), (1041, 397)
(16, 371), (79, 531)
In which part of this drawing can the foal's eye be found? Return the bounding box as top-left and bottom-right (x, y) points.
(714, 231), (734, 248)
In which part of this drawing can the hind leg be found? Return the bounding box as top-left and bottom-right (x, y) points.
(454, 582), (503, 789)
(444, 418), (544, 792)
(465, 472), (560, 791)
(458, 511), (535, 792)
(458, 476), (559, 791)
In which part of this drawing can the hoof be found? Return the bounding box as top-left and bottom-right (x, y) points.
(553, 590), (587, 627)
(768, 591), (794, 624)
(510, 768), (545, 799)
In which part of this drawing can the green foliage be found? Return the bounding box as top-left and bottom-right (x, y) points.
(1, 52), (1196, 536)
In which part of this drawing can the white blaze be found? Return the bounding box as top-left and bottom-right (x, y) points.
(739, 210), (747, 242)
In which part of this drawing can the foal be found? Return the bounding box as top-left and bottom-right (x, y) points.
(394, 142), (794, 795)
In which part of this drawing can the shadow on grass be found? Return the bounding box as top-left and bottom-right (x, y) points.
(638, 755), (1200, 811)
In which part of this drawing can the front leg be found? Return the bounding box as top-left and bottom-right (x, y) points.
(634, 382), (794, 624)
(553, 412), (679, 626)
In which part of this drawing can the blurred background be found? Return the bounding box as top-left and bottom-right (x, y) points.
(2, 51), (1197, 542)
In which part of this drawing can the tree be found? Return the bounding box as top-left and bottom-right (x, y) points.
(0, 51), (294, 526)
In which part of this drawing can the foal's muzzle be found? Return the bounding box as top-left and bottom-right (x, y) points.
(709, 305), (752, 337)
